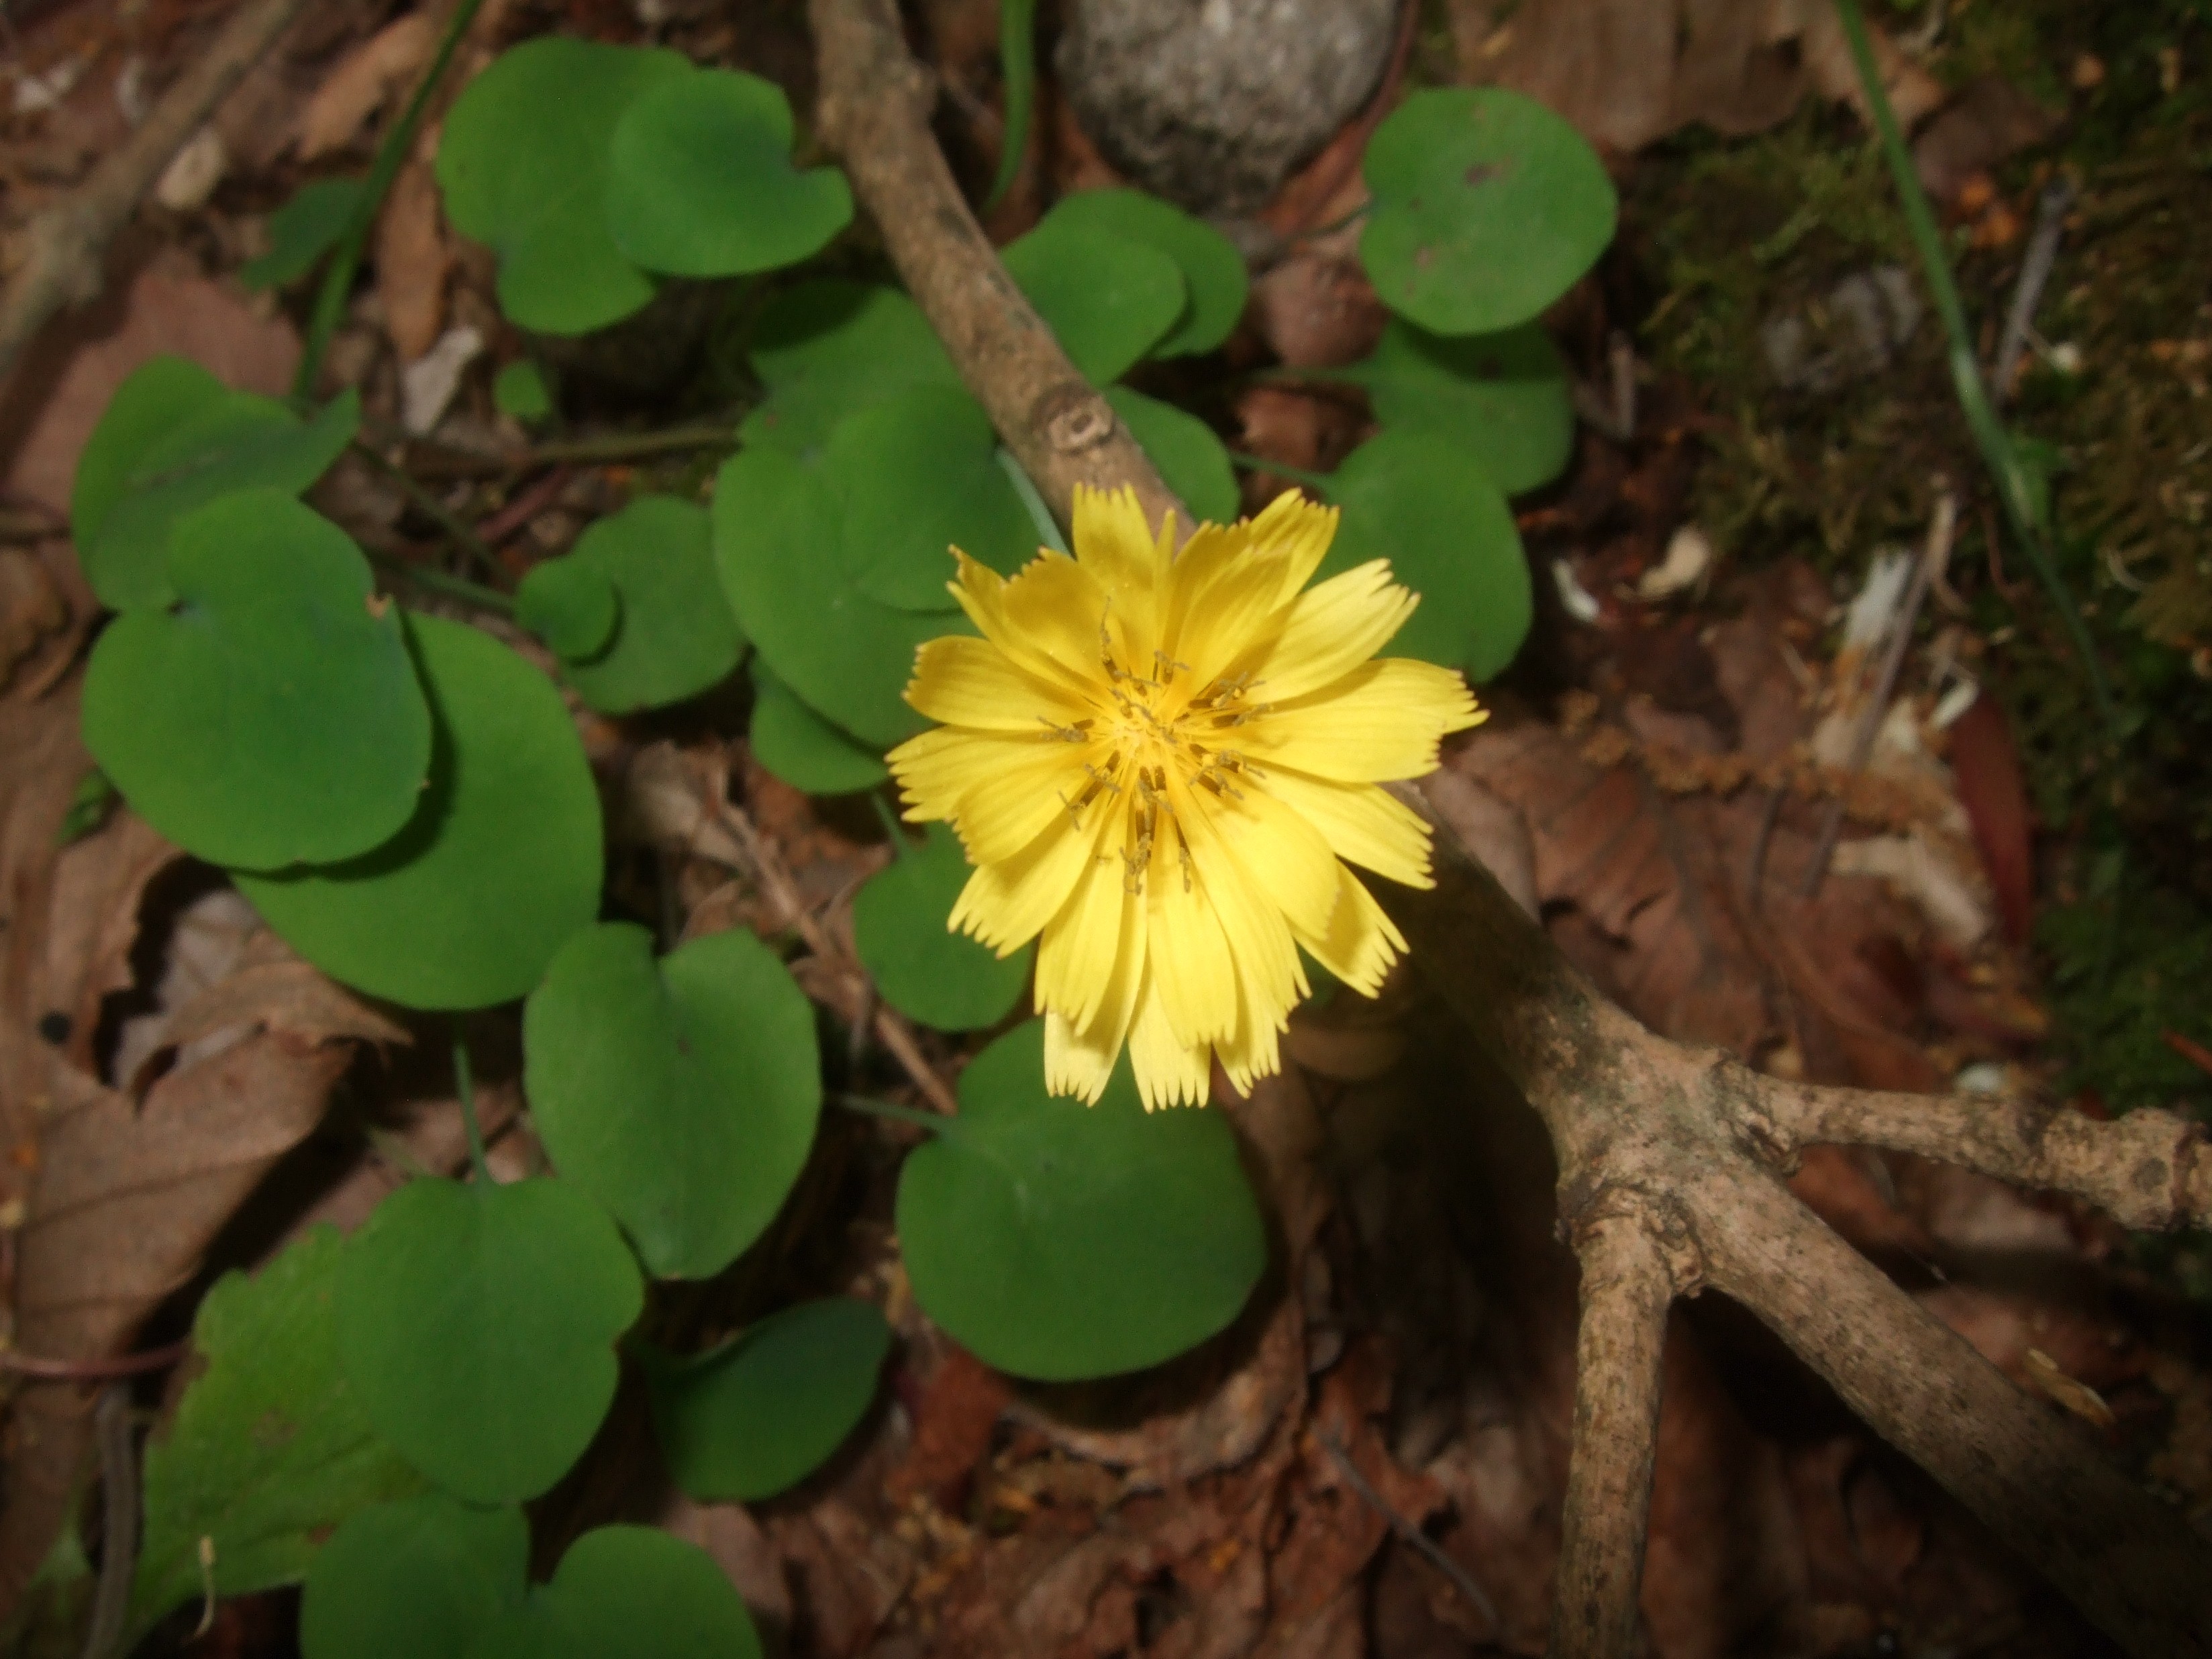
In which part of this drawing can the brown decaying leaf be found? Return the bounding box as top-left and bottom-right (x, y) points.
(0, 550), (66, 693)
(1911, 76), (2063, 205)
(294, 11), (436, 160)
(1944, 691), (2035, 948)
(377, 151), (450, 363)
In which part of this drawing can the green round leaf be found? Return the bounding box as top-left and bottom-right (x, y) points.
(1001, 219), (1186, 385)
(243, 176), (366, 291)
(742, 279), (962, 454)
(436, 38), (689, 335)
(826, 385), (1034, 609)
(895, 1019), (1266, 1380)
(236, 613), (603, 1010)
(1103, 387), (1239, 525)
(336, 1178), (643, 1504)
(1360, 88), (1617, 336)
(605, 68), (852, 279)
(643, 1299), (890, 1503)
(464, 1527), (761, 1659)
(748, 664), (887, 795)
(493, 360), (554, 422)
(83, 491), (430, 872)
(1042, 189), (1248, 356)
(551, 497), (742, 713)
(523, 922), (821, 1280)
(72, 356), (360, 611)
(713, 448), (957, 748)
(300, 1495), (527, 1659)
(515, 557), (619, 661)
(1345, 319), (1573, 495)
(852, 823), (1029, 1032)
(1317, 430), (1530, 681)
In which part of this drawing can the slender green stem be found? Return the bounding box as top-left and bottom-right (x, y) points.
(869, 791), (909, 853)
(1295, 199), (1372, 243)
(995, 446), (1069, 552)
(452, 1021), (492, 1184)
(350, 440), (505, 582)
(295, 0), (486, 399)
(525, 425), (739, 466)
(1832, 0), (2112, 723)
(983, 0), (1037, 211)
(834, 1094), (949, 1132)
(366, 547), (515, 613)
(1226, 449), (1336, 496)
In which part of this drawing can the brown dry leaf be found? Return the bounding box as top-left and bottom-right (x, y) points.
(0, 549), (66, 691)
(1911, 76), (2063, 204)
(887, 1348), (1013, 1508)
(2022, 1348), (2117, 1430)
(654, 1493), (795, 1635)
(1248, 248), (1385, 370)
(378, 152), (450, 362)
(766, 1499), (915, 1658)
(295, 11), (436, 160)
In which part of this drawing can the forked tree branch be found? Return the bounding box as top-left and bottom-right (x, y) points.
(804, 3), (2212, 1652)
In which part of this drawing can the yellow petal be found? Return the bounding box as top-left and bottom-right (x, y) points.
(1215, 989), (1285, 1096)
(1259, 769), (1433, 887)
(887, 727), (1081, 863)
(1070, 485), (1166, 644)
(949, 808), (1095, 954)
(1199, 781), (1340, 938)
(1173, 792), (1307, 1021)
(948, 552), (1103, 697)
(1144, 822), (1239, 1048)
(1292, 864), (1405, 997)
(1127, 971), (1211, 1109)
(1044, 925), (1146, 1104)
(1247, 489), (1340, 608)
(1236, 560), (1416, 703)
(906, 636), (1088, 732)
(1034, 808), (1140, 1030)
(1242, 658), (1482, 782)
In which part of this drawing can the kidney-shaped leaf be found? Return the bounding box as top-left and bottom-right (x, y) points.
(436, 37), (689, 335)
(300, 1494), (527, 1659)
(1001, 218), (1185, 385)
(1318, 430), (1530, 681)
(464, 1527), (761, 1659)
(643, 1299), (890, 1503)
(895, 1019), (1266, 1380)
(523, 922), (821, 1280)
(546, 496), (743, 714)
(852, 823), (1029, 1032)
(1360, 88), (1617, 337)
(1104, 387), (1240, 525)
(1042, 189), (1248, 356)
(515, 556), (619, 662)
(741, 279), (962, 455)
(236, 612), (604, 1010)
(747, 664), (888, 796)
(71, 356), (360, 611)
(337, 1177), (644, 1504)
(243, 175), (366, 291)
(1344, 319), (1574, 496)
(84, 491), (431, 872)
(606, 68), (850, 279)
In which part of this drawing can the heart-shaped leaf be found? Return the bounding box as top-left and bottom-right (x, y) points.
(300, 1495), (527, 1659)
(538, 496), (742, 714)
(1103, 387), (1239, 525)
(523, 922), (821, 1280)
(1340, 319), (1574, 495)
(71, 358), (360, 611)
(462, 1527), (761, 1659)
(515, 556), (619, 662)
(852, 822), (1030, 1032)
(1041, 189), (1248, 356)
(895, 1019), (1266, 1380)
(493, 360), (554, 423)
(643, 1299), (890, 1503)
(1360, 87), (1616, 336)
(605, 68), (851, 278)
(436, 38), (689, 334)
(740, 279), (962, 455)
(747, 664), (888, 796)
(129, 1229), (425, 1648)
(83, 491), (431, 871)
(336, 1177), (644, 1503)
(236, 613), (604, 1010)
(1317, 430), (1531, 681)
(1001, 219), (1185, 384)
(243, 175), (366, 290)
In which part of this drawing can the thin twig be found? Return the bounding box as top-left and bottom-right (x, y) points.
(474, 466), (572, 547)
(364, 546), (515, 614)
(525, 425), (738, 467)
(350, 441), (505, 582)
(0, 0), (313, 379)
(1801, 487), (1957, 897)
(79, 1387), (135, 1659)
(1993, 177), (2075, 408)
(1317, 1429), (1500, 1632)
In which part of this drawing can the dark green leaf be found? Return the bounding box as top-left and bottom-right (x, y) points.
(1340, 319), (1573, 495)
(236, 612), (604, 1010)
(299, 1495), (526, 1659)
(549, 496), (742, 713)
(515, 556), (619, 662)
(462, 1527), (760, 1659)
(83, 491), (431, 871)
(336, 1177), (643, 1503)
(1042, 189), (1248, 356)
(605, 68), (850, 278)
(895, 1019), (1265, 1380)
(1318, 430), (1529, 681)
(523, 923), (821, 1280)
(1103, 387), (1239, 524)
(243, 177), (367, 291)
(1360, 88), (1616, 336)
(435, 38), (689, 334)
(644, 1299), (890, 1502)
(492, 360), (554, 422)
(746, 664), (888, 795)
(1001, 218), (1185, 384)
(128, 1229), (426, 1646)
(852, 822), (1029, 1032)
(740, 279), (962, 455)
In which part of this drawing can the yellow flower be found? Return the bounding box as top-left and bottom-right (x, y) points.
(887, 486), (1484, 1109)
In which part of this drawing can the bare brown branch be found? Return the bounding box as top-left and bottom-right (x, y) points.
(0, 0), (314, 380)
(1552, 1213), (1677, 1659)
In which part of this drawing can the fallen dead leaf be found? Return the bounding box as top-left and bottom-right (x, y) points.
(378, 151), (450, 362)
(0, 549), (66, 691)
(1911, 76), (2062, 205)
(295, 10), (435, 160)
(1943, 691), (2033, 947)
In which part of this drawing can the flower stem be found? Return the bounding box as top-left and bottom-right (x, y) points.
(834, 1094), (949, 1132)
(1226, 450), (1336, 497)
(367, 548), (515, 613)
(983, 0), (1037, 211)
(350, 439), (507, 583)
(453, 1020), (492, 1184)
(995, 446), (1069, 552)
